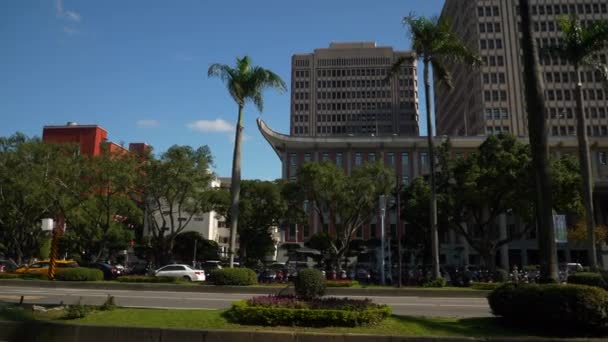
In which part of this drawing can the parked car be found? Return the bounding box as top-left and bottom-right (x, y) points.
(200, 260), (222, 274)
(85, 263), (122, 280)
(0, 259), (18, 273)
(154, 264), (205, 282)
(15, 260), (78, 274)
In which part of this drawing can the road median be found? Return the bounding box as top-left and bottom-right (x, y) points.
(0, 279), (489, 297)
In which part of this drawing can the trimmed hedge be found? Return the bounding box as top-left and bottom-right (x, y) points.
(471, 282), (501, 291)
(55, 267), (104, 281)
(326, 280), (359, 288)
(488, 283), (608, 331)
(116, 276), (182, 283)
(568, 272), (607, 290)
(210, 268), (257, 286)
(295, 269), (325, 300)
(0, 273), (20, 279)
(227, 300), (391, 327)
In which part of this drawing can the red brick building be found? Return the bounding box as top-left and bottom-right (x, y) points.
(42, 122), (147, 156)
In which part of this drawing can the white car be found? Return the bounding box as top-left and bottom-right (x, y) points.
(154, 264), (206, 282)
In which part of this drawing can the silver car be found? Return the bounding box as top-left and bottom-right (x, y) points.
(154, 264), (205, 282)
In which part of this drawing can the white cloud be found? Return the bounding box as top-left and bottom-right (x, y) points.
(137, 119), (160, 128)
(187, 119), (234, 133)
(56, 0), (81, 22)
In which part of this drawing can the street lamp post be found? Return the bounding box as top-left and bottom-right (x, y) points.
(41, 218), (61, 280)
(379, 195), (386, 286)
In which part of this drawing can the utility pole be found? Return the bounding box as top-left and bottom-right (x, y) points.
(379, 195), (386, 286)
(192, 239), (198, 268)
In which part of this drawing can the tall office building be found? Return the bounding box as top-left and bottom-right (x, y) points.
(436, 0), (608, 137)
(290, 42), (420, 137)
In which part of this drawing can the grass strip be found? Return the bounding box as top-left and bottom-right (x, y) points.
(0, 306), (573, 338)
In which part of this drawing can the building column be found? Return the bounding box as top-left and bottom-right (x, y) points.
(499, 214), (509, 271)
(282, 150), (288, 179)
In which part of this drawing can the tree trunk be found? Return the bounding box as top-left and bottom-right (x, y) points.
(423, 59), (440, 280)
(228, 104), (244, 268)
(480, 248), (497, 273)
(573, 65), (598, 270)
(520, 0), (558, 283)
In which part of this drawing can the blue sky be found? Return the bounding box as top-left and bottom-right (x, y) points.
(1, 0), (444, 180)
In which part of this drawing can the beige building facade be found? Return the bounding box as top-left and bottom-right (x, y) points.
(436, 0), (608, 137)
(291, 42), (420, 137)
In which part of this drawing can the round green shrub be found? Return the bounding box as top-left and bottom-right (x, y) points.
(488, 283), (608, 331)
(422, 277), (447, 288)
(295, 268), (325, 300)
(568, 272), (607, 290)
(210, 268), (257, 286)
(55, 267), (104, 281)
(494, 269), (509, 283)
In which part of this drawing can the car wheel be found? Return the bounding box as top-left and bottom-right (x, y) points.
(182, 276), (192, 282)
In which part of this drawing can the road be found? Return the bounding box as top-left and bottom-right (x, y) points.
(0, 285), (492, 318)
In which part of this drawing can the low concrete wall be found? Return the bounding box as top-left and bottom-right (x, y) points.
(0, 320), (602, 342)
(0, 280), (489, 298)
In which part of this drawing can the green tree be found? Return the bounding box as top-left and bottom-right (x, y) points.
(208, 56), (286, 268)
(297, 161), (395, 270)
(0, 134), (81, 264)
(143, 145), (220, 265)
(442, 134), (534, 271)
(391, 14), (481, 279)
(62, 142), (141, 263)
(172, 231), (219, 264)
(520, 0), (558, 282)
(543, 14), (608, 270)
(236, 180), (286, 266)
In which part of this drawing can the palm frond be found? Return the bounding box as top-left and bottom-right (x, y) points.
(386, 56), (411, 81)
(207, 63), (234, 82)
(263, 70), (287, 92)
(431, 58), (452, 89)
(251, 92), (264, 113)
(436, 38), (482, 67)
(582, 56), (608, 91)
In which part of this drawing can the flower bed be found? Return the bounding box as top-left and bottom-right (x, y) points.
(226, 295), (391, 327)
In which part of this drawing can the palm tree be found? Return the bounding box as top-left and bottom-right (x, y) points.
(544, 16), (608, 270)
(390, 14), (480, 279)
(519, 0), (558, 282)
(208, 56), (286, 268)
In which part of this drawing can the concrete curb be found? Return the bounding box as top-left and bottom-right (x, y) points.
(0, 320), (601, 342)
(0, 280), (489, 298)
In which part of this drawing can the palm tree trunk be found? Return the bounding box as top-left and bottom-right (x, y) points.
(574, 65), (598, 270)
(520, 0), (558, 283)
(228, 104), (244, 268)
(423, 59), (440, 280)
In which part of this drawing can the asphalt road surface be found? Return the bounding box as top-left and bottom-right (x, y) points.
(0, 285), (492, 318)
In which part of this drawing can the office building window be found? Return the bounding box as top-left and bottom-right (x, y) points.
(322, 152), (329, 162)
(420, 152), (429, 171)
(370, 223), (377, 238)
(289, 153), (297, 177)
(355, 152), (362, 166)
(336, 152), (343, 168)
(600, 152), (607, 165)
(387, 152), (395, 168)
(304, 153), (311, 162)
(369, 152), (376, 163)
